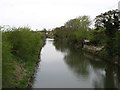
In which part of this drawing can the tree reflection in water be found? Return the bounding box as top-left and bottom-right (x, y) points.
(53, 41), (120, 88)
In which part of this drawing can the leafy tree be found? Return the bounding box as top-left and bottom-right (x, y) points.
(95, 9), (119, 57)
(89, 29), (106, 46)
(54, 15), (91, 48)
(65, 16), (91, 31)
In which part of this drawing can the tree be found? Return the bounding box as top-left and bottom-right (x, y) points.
(54, 15), (91, 48)
(64, 16), (91, 32)
(95, 9), (119, 57)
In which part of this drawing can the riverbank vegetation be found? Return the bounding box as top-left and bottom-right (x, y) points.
(2, 27), (45, 88)
(1, 8), (120, 88)
(53, 9), (120, 65)
(54, 15), (91, 48)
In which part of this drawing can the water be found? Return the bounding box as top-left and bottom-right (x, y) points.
(32, 38), (120, 88)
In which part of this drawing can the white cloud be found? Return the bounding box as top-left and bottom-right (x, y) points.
(0, 0), (119, 30)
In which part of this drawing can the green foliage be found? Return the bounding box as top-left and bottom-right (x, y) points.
(115, 31), (120, 56)
(95, 9), (119, 57)
(2, 27), (45, 88)
(54, 9), (120, 65)
(89, 29), (106, 46)
(6, 27), (44, 62)
(2, 32), (16, 88)
(54, 15), (91, 48)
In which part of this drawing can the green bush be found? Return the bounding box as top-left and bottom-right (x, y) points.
(2, 27), (45, 88)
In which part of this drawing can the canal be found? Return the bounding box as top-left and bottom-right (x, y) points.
(32, 38), (120, 88)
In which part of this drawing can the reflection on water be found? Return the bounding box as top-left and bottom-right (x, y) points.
(32, 38), (120, 88)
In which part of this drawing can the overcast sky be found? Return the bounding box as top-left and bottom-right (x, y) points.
(0, 0), (119, 30)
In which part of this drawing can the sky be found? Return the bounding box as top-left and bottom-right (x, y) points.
(0, 0), (119, 30)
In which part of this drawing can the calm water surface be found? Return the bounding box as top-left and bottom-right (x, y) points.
(32, 38), (120, 88)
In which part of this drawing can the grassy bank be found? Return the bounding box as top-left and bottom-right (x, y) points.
(2, 27), (45, 88)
